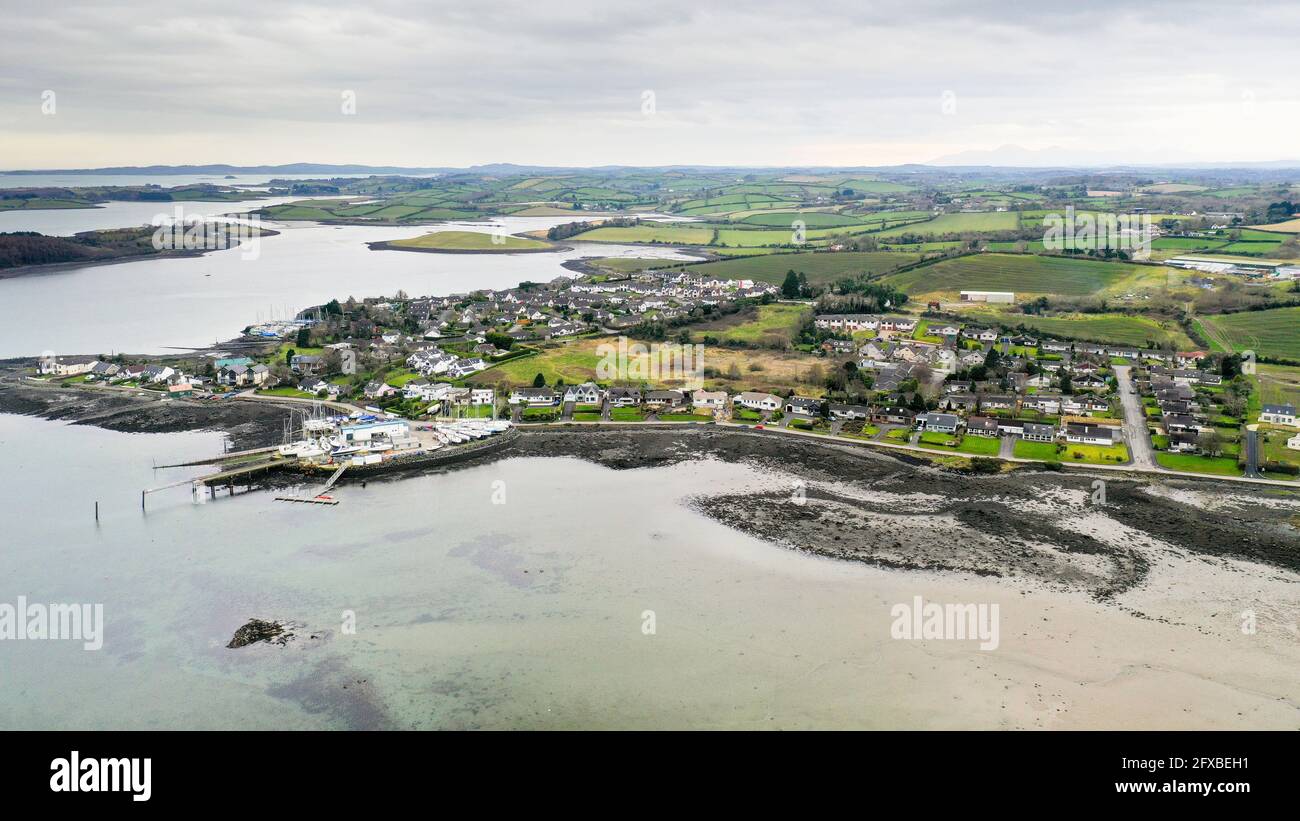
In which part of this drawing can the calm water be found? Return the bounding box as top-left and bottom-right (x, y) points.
(0, 172), (387, 189)
(0, 413), (908, 729)
(0, 217), (696, 357)
(0, 194), (308, 236)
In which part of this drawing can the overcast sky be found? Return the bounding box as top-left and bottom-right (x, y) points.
(2, 0), (1298, 169)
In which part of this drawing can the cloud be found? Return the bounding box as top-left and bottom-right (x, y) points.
(1, 0), (1297, 167)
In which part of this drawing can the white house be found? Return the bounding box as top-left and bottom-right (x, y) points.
(1260, 404), (1297, 427)
(732, 392), (782, 412)
(1287, 432), (1300, 451)
(692, 390), (728, 409)
(563, 382), (604, 405)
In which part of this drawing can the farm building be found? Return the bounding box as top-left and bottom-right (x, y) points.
(960, 291), (1015, 304)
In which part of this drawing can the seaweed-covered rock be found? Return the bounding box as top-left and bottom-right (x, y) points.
(227, 619), (290, 648)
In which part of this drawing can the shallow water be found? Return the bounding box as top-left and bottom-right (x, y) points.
(1, 413), (1296, 730)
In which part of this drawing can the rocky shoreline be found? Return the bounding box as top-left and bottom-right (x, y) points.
(4, 381), (1298, 597)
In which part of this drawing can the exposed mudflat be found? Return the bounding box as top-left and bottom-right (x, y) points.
(0, 379), (289, 449)
(510, 427), (1300, 599)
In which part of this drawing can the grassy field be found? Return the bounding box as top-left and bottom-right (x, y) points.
(874, 211), (1019, 237)
(1196, 306), (1300, 361)
(388, 230), (553, 251)
(1255, 364), (1300, 408)
(971, 310), (1196, 349)
(690, 304), (809, 345)
(672, 251), (921, 286)
(956, 435), (1002, 455)
(466, 336), (825, 391)
(1249, 218), (1300, 233)
(881, 253), (1149, 297)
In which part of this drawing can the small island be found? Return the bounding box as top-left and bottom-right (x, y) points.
(368, 229), (565, 254)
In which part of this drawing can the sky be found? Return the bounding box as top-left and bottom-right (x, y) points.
(2, 0), (1299, 170)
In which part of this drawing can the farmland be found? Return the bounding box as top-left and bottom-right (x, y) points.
(970, 310), (1197, 349)
(672, 251), (922, 286)
(1196, 306), (1300, 361)
(880, 253), (1149, 297)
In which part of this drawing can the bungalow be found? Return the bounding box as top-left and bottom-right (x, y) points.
(732, 392), (782, 412)
(916, 412), (961, 434)
(140, 365), (175, 384)
(935, 393), (977, 413)
(785, 396), (823, 417)
(979, 395), (1017, 412)
(563, 382), (604, 405)
(1168, 431), (1200, 453)
(1021, 395), (1062, 415)
(966, 416), (1000, 437)
(607, 387), (643, 406)
(1063, 423), (1119, 446)
(1040, 340), (1071, 354)
(645, 390), (686, 409)
(997, 420), (1025, 436)
(470, 388), (496, 406)
(871, 406), (915, 425)
(1260, 404), (1297, 427)
(821, 339), (857, 355)
(828, 402), (870, 421)
(167, 383), (194, 399)
(1022, 422), (1056, 442)
(692, 390), (729, 410)
(1163, 414), (1206, 434)
(87, 361), (121, 380)
(1061, 396), (1110, 415)
(508, 387), (560, 407)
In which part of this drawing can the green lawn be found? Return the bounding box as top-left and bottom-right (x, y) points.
(1060, 443), (1130, 464)
(658, 412), (713, 422)
(1156, 452), (1245, 476)
(956, 435), (1002, 455)
(1013, 440), (1062, 461)
(610, 407), (645, 422)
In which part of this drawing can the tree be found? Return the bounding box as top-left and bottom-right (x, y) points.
(1197, 429), (1223, 457)
(284, 347), (296, 367)
(1059, 374), (1073, 395)
(532, 372), (546, 387)
(781, 269), (801, 299)
(296, 327), (311, 348)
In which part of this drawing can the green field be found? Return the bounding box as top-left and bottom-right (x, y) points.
(691, 304), (809, 344)
(973, 310), (1195, 349)
(875, 211), (1019, 238)
(882, 253), (1146, 297)
(388, 230), (553, 251)
(1196, 306), (1300, 361)
(674, 251), (921, 286)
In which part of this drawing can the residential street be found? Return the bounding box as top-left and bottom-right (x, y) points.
(1113, 365), (1158, 470)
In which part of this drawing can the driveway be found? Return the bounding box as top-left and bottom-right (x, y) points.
(1244, 428), (1261, 478)
(1113, 365), (1158, 470)
(998, 435), (1016, 459)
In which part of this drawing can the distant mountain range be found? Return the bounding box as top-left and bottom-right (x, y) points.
(3, 158), (1300, 176)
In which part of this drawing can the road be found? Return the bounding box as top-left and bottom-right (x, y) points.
(1113, 365), (1158, 470)
(1244, 428), (1260, 478)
